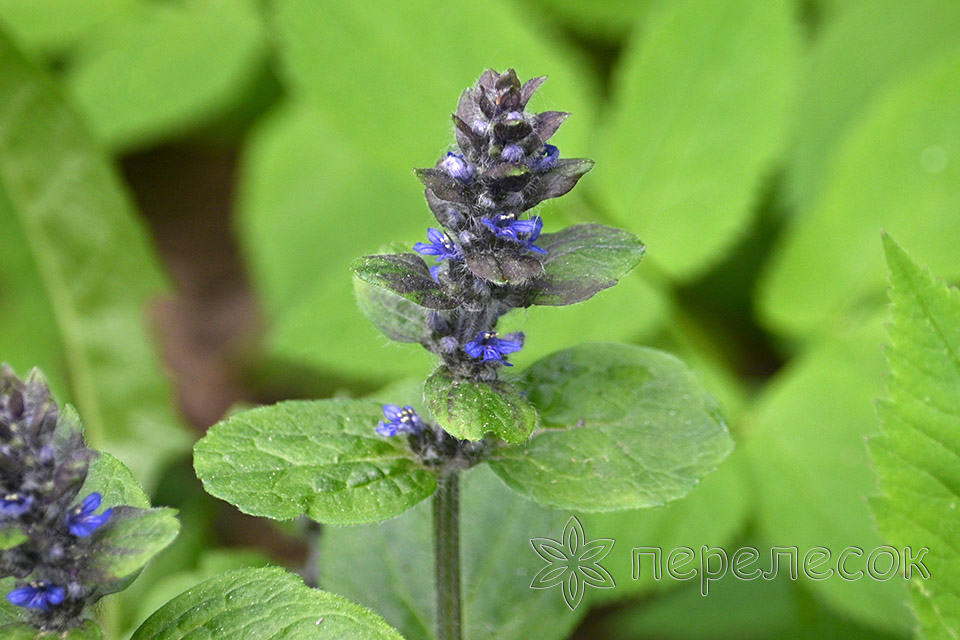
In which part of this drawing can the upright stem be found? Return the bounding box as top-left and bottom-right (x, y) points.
(434, 469), (462, 640)
(302, 518), (323, 588)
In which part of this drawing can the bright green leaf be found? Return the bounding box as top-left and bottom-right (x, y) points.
(489, 343), (733, 510)
(131, 567), (404, 640)
(0, 30), (190, 488)
(424, 368), (538, 443)
(323, 465), (583, 640)
(273, 0), (597, 171)
(787, 0), (960, 209)
(0, 528), (26, 551)
(237, 101), (434, 380)
(870, 236), (960, 638)
(194, 399), (437, 525)
(593, 0), (798, 280)
(761, 52), (960, 339)
(745, 316), (912, 631)
(0, 0), (131, 52)
(81, 451), (151, 509)
(66, 0), (265, 150)
(582, 447), (750, 603)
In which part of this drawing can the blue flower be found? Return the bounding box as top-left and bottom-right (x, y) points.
(440, 152), (475, 181)
(377, 405), (423, 437)
(480, 213), (546, 254)
(0, 493), (32, 517)
(7, 582), (65, 610)
(65, 493), (113, 538)
(414, 228), (461, 262)
(529, 144), (559, 172)
(464, 331), (524, 365)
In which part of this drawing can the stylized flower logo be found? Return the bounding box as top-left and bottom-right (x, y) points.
(529, 516), (615, 610)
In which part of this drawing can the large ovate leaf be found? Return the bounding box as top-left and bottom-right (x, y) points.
(273, 0), (597, 171)
(66, 0), (265, 150)
(488, 343), (733, 510)
(131, 567), (404, 640)
(531, 224), (645, 306)
(787, 0), (960, 209)
(592, 0), (798, 280)
(323, 465), (584, 640)
(870, 236), (960, 638)
(0, 29), (189, 488)
(352, 253), (456, 309)
(761, 52), (960, 339)
(237, 101), (433, 380)
(582, 447), (751, 603)
(423, 367), (538, 443)
(194, 399), (437, 525)
(745, 316), (912, 632)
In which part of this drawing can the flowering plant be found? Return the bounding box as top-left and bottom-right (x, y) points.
(194, 69), (733, 640)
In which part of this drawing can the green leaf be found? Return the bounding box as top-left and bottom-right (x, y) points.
(236, 101), (433, 380)
(81, 451), (151, 509)
(0, 621), (103, 640)
(0, 528), (27, 551)
(89, 506), (180, 584)
(870, 236), (960, 638)
(352, 254), (456, 309)
(745, 316), (912, 632)
(488, 343), (733, 510)
(787, 0), (960, 209)
(273, 0), (597, 171)
(0, 0), (131, 52)
(354, 277), (431, 344)
(498, 267), (672, 370)
(194, 399), (437, 525)
(77, 451), (180, 584)
(65, 0), (265, 150)
(0, 29), (190, 488)
(531, 224), (645, 306)
(592, 0), (798, 280)
(131, 567), (404, 640)
(423, 368), (538, 443)
(323, 465), (584, 640)
(761, 52), (960, 339)
(515, 0), (660, 43)
(582, 447), (751, 603)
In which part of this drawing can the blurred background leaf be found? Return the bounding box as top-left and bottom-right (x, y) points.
(762, 50), (960, 340)
(0, 30), (189, 488)
(592, 0), (799, 280)
(66, 0), (267, 151)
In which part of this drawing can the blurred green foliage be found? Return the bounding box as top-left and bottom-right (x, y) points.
(0, 0), (958, 637)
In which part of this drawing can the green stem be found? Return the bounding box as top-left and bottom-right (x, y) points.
(434, 469), (462, 640)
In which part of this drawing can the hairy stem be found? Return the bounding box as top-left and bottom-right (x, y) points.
(434, 469), (462, 640)
(302, 518), (323, 589)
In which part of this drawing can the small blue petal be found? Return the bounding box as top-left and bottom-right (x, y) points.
(66, 493), (113, 537)
(7, 583), (64, 610)
(529, 144), (559, 172)
(0, 494), (32, 517)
